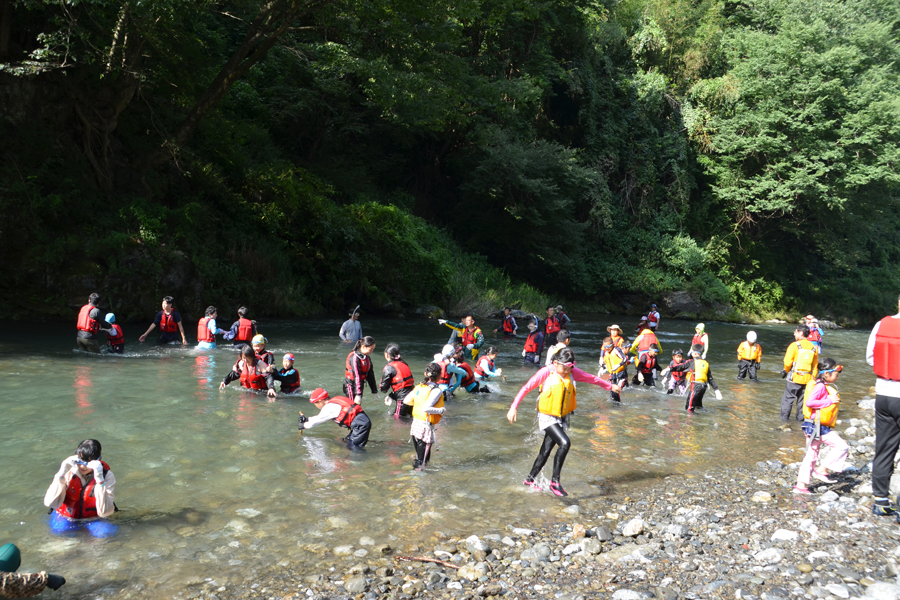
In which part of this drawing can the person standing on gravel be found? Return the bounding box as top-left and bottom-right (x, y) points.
(867, 295), (900, 516)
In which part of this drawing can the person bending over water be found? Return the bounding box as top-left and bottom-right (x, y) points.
(43, 439), (118, 538)
(453, 347), (489, 394)
(475, 347), (503, 383)
(408, 363), (446, 470)
(299, 388), (371, 449)
(381, 343), (415, 417)
(219, 345), (277, 399)
(507, 349), (619, 497)
(344, 336), (379, 405)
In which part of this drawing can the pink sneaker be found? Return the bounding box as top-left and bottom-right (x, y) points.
(549, 481), (568, 497)
(523, 477), (541, 490)
(793, 485), (812, 495)
(812, 471), (835, 483)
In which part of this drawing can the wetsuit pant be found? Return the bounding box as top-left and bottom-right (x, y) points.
(546, 332), (559, 347)
(157, 332), (180, 344)
(780, 381), (805, 420)
(343, 413), (371, 448)
(873, 395), (900, 497)
(686, 382), (707, 411)
(342, 380), (360, 400)
(391, 390), (414, 418)
(737, 359), (759, 381)
(633, 372), (655, 386)
(76, 337), (101, 353)
(524, 352), (541, 366)
(529, 424), (570, 483)
(609, 371), (628, 402)
(413, 437), (433, 465)
(105, 344), (124, 354)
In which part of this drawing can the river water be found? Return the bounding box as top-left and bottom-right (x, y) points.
(0, 315), (877, 597)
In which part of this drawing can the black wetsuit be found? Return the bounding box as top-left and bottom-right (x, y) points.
(633, 353), (662, 386)
(380, 363), (414, 417)
(273, 368), (300, 393)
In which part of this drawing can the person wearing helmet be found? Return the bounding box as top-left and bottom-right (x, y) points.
(648, 304), (661, 332)
(251, 334), (274, 367)
(434, 343), (467, 395)
(138, 296), (187, 345)
(0, 543), (66, 595)
(104, 313), (125, 354)
(737, 331), (762, 382)
(692, 324), (709, 359)
(299, 388), (371, 449)
(806, 315), (824, 351)
(273, 353), (301, 394)
(522, 318), (545, 366)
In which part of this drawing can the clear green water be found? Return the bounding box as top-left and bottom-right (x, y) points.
(0, 315), (875, 597)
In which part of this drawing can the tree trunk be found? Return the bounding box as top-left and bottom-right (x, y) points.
(0, 0), (12, 60)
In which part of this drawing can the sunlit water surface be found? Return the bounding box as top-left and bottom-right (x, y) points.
(0, 315), (876, 597)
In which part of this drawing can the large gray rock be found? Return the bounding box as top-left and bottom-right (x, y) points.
(521, 543), (552, 561)
(465, 535), (490, 554)
(344, 577), (367, 593)
(663, 291), (702, 316)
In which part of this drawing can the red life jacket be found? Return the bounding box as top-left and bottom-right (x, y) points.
(106, 324), (124, 346)
(639, 354), (657, 374)
(524, 332), (540, 353)
(475, 357), (494, 377)
(279, 368), (301, 393)
(458, 361), (475, 387)
(874, 317), (900, 381)
(669, 360), (686, 382)
(502, 316), (515, 333)
(648, 312), (659, 325)
(545, 315), (561, 335)
(637, 330), (659, 352)
(237, 318), (254, 342)
(239, 360), (268, 390)
(77, 304), (99, 334)
(56, 461), (111, 519)
(256, 350), (274, 365)
(692, 333), (705, 347)
(808, 328), (822, 343)
(437, 360), (451, 385)
(197, 317), (215, 343)
(159, 311), (178, 333)
(328, 396), (363, 428)
(461, 326), (481, 347)
(387, 360), (414, 392)
(344, 351), (371, 381)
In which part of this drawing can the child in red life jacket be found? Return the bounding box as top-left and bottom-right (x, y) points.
(104, 313), (125, 354)
(633, 344), (662, 386)
(43, 439), (118, 538)
(138, 296), (187, 345)
(300, 388), (371, 449)
(662, 349), (688, 395)
(220, 346), (277, 399)
(273, 353), (301, 394)
(381, 343), (416, 417)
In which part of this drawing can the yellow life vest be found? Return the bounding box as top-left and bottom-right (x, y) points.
(687, 359), (710, 383)
(604, 349), (626, 374)
(791, 340), (817, 383)
(737, 342), (761, 361)
(802, 381), (839, 427)
(537, 372), (577, 417)
(410, 383), (444, 424)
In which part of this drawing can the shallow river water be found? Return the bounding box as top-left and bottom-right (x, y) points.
(0, 315), (878, 597)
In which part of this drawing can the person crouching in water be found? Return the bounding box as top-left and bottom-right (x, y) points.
(600, 337), (629, 402)
(408, 363), (446, 470)
(299, 388), (371, 449)
(219, 345), (277, 400)
(737, 331), (762, 382)
(666, 344), (722, 411)
(381, 343), (415, 417)
(475, 347), (503, 386)
(344, 336), (379, 405)
(104, 313), (125, 354)
(633, 344), (662, 386)
(663, 349), (688, 395)
(507, 348), (620, 497)
(794, 359), (848, 493)
(272, 353), (301, 394)
(44, 439), (118, 537)
(453, 346), (489, 394)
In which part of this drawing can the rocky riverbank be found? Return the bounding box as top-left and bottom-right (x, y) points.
(184, 396), (900, 600)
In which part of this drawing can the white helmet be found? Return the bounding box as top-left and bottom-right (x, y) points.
(441, 344), (455, 358)
(747, 331), (757, 343)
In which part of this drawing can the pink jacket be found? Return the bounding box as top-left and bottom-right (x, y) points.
(511, 366), (613, 409)
(803, 381), (835, 409)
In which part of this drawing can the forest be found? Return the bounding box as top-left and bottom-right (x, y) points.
(0, 0), (898, 323)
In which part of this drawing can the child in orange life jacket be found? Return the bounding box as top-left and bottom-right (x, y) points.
(344, 336), (380, 405)
(793, 358), (849, 494)
(219, 345), (277, 400)
(661, 349), (688, 395)
(104, 313), (125, 354)
(381, 343), (416, 417)
(272, 353), (301, 394)
(493, 307), (518, 336)
(43, 439), (118, 538)
(139, 296), (187, 345)
(736, 331), (762, 382)
(409, 363), (447, 469)
(300, 388), (372, 449)
(507, 348), (620, 497)
(633, 344), (662, 386)
(667, 344), (722, 411)
(197, 305), (228, 350)
(599, 337), (629, 402)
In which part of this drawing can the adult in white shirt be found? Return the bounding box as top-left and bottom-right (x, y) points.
(44, 439), (118, 537)
(648, 304), (661, 331)
(339, 309), (363, 342)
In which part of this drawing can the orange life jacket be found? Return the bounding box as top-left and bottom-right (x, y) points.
(197, 317), (215, 343)
(874, 317), (900, 381)
(387, 360), (414, 392)
(239, 360), (268, 390)
(56, 460), (111, 519)
(77, 304), (99, 334)
(328, 396), (364, 428)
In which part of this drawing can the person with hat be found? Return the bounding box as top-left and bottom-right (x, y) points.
(0, 543), (66, 595)
(299, 388), (371, 449)
(339, 308), (363, 343)
(806, 315), (824, 351)
(104, 313), (125, 354)
(555, 305), (571, 329)
(692, 323), (709, 359)
(138, 296), (187, 345)
(648, 304), (661, 332)
(634, 316), (650, 332)
(273, 353), (301, 394)
(251, 334), (275, 367)
(736, 331), (762, 382)
(605, 324), (627, 351)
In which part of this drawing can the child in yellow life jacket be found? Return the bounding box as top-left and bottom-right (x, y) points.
(409, 363), (447, 470)
(667, 344), (722, 411)
(794, 358), (849, 494)
(736, 331), (762, 382)
(599, 337), (629, 402)
(507, 348), (620, 497)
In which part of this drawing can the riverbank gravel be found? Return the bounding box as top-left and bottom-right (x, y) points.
(179, 396), (900, 600)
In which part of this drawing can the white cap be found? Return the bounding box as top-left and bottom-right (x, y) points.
(746, 331), (757, 343)
(441, 344), (455, 358)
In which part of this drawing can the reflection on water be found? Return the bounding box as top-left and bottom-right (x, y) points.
(0, 316), (877, 596)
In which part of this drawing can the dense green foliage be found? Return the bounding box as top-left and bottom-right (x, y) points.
(0, 0), (898, 322)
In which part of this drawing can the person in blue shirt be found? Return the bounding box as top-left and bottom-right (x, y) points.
(272, 353), (301, 393)
(197, 306), (228, 349)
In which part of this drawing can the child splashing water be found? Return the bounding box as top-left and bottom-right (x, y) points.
(794, 358), (849, 494)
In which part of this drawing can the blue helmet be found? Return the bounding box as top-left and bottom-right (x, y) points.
(105, 313), (116, 324)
